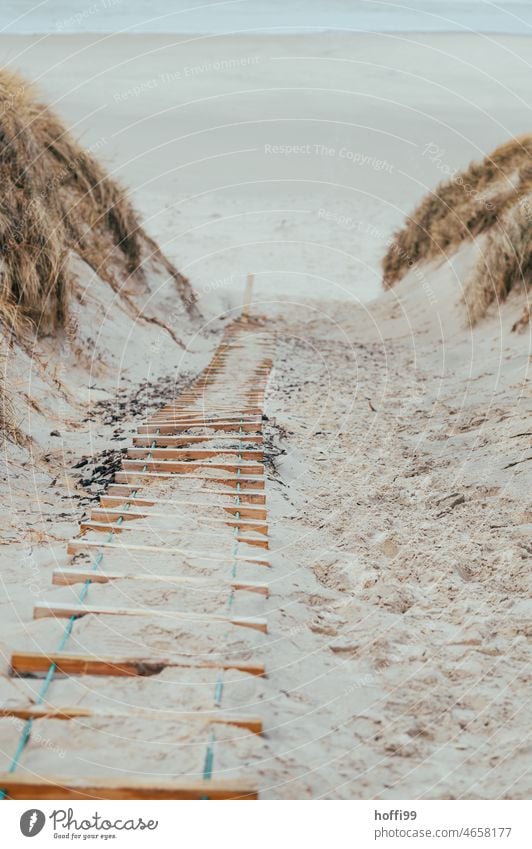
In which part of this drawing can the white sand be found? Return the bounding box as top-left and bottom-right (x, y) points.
(0, 33), (530, 798)
(3, 31), (532, 312)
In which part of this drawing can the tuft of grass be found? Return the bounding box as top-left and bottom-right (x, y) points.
(0, 69), (196, 336)
(0, 354), (25, 445)
(465, 194), (532, 323)
(382, 135), (532, 322)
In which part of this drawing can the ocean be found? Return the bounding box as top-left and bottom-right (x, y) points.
(1, 0), (532, 35)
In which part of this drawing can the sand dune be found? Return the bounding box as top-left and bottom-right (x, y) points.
(0, 32), (530, 800)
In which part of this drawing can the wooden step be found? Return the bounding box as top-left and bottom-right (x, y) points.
(79, 520), (269, 549)
(133, 435), (263, 447)
(66, 538), (270, 566)
(0, 773), (257, 800)
(104, 485), (266, 504)
(90, 508), (268, 535)
(127, 447), (264, 461)
(53, 568), (269, 595)
(11, 650), (266, 677)
(0, 705), (263, 734)
(114, 471), (266, 489)
(33, 602), (268, 633)
(99, 495), (267, 518)
(160, 401), (265, 406)
(137, 422), (262, 434)
(148, 414), (262, 423)
(176, 391), (267, 396)
(121, 459), (264, 475)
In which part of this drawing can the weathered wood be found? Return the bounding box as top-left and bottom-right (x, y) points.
(34, 602), (268, 633)
(121, 459), (264, 475)
(99, 495), (267, 518)
(161, 400), (263, 406)
(66, 538), (270, 566)
(164, 405), (264, 411)
(104, 485), (267, 504)
(159, 399), (263, 404)
(242, 273), (254, 318)
(133, 435), (263, 446)
(127, 447), (264, 461)
(79, 520), (269, 549)
(149, 415), (263, 423)
(90, 508), (268, 535)
(53, 568), (269, 595)
(114, 471), (266, 489)
(11, 650), (266, 677)
(164, 390), (265, 396)
(149, 413), (262, 423)
(143, 424), (262, 433)
(7, 324), (274, 797)
(182, 369), (268, 375)
(144, 415), (262, 423)
(137, 422), (262, 434)
(0, 773), (257, 800)
(0, 705), (263, 733)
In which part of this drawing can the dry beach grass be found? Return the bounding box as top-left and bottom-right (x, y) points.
(382, 136), (532, 323)
(0, 32), (530, 799)
(0, 68), (200, 442)
(0, 69), (195, 337)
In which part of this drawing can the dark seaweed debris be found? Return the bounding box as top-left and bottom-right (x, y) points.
(74, 447), (126, 498)
(84, 373), (195, 426)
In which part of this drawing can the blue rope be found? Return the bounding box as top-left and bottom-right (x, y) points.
(202, 420), (244, 794)
(202, 730), (216, 780)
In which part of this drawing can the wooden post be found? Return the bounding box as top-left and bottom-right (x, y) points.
(242, 274), (254, 321)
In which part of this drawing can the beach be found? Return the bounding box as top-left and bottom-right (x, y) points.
(1, 31), (531, 313)
(0, 30), (530, 798)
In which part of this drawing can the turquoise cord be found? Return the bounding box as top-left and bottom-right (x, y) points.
(202, 420), (244, 791)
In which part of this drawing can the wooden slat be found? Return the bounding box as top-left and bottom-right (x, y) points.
(172, 407), (263, 413)
(162, 400), (263, 405)
(52, 568), (269, 595)
(146, 421), (263, 429)
(79, 520), (269, 549)
(172, 383), (267, 388)
(133, 435), (263, 446)
(127, 447), (264, 460)
(99, 495), (267, 518)
(137, 422), (262, 434)
(90, 508), (268, 535)
(0, 705), (263, 733)
(33, 602), (268, 633)
(104, 486), (267, 504)
(172, 390), (266, 394)
(153, 412), (263, 419)
(144, 407), (261, 413)
(151, 408), (262, 414)
(66, 538), (270, 566)
(148, 415), (262, 424)
(11, 651), (265, 677)
(0, 773), (257, 800)
(121, 460), (264, 475)
(114, 471), (265, 489)
(180, 373), (268, 378)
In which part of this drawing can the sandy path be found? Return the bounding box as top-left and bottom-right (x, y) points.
(0, 289), (530, 799)
(0, 29), (530, 800)
(0, 322), (276, 799)
(257, 288), (530, 799)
